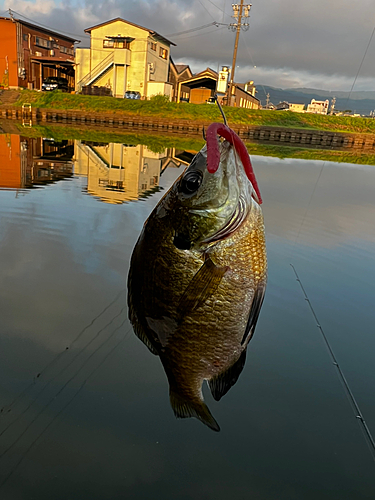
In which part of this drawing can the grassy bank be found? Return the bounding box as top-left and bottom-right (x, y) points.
(9, 90), (375, 135)
(11, 121), (375, 165)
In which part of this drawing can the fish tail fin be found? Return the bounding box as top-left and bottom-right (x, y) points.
(170, 390), (220, 432)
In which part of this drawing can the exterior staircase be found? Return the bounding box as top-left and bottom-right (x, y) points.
(76, 53), (114, 94)
(0, 90), (21, 106)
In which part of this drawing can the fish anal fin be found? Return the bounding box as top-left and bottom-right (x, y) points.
(208, 349), (247, 401)
(178, 258), (228, 319)
(241, 283), (266, 346)
(170, 390), (220, 432)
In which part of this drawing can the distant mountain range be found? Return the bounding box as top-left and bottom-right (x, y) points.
(256, 85), (375, 115)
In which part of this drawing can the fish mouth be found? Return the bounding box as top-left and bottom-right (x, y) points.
(202, 195), (249, 245)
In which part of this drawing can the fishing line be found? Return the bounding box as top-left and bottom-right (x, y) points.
(0, 288), (126, 416)
(0, 332), (128, 490)
(0, 306), (126, 438)
(0, 319), (130, 462)
(290, 264), (375, 463)
(292, 161), (326, 248)
(288, 142), (375, 463)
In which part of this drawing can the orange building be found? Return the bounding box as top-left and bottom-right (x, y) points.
(0, 134), (74, 188)
(0, 134), (22, 188)
(0, 16), (78, 91)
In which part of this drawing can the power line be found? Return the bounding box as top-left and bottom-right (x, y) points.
(196, 0), (217, 21)
(172, 25), (227, 41)
(0, 329), (128, 489)
(345, 25), (375, 107)
(8, 10), (226, 45)
(0, 315), (129, 463)
(0, 288), (126, 416)
(0, 306), (126, 440)
(204, 0), (232, 18)
(8, 10), (86, 39)
(166, 22), (220, 37)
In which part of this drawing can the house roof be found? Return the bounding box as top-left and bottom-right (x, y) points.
(175, 64), (189, 74)
(0, 16), (79, 42)
(84, 17), (176, 46)
(190, 67), (218, 79)
(235, 85), (260, 102)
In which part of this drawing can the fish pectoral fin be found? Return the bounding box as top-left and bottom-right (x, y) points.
(130, 319), (159, 355)
(170, 390), (220, 432)
(178, 258), (228, 318)
(241, 282), (267, 346)
(208, 349), (247, 401)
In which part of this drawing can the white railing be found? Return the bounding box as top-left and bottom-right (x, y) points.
(76, 52), (114, 93)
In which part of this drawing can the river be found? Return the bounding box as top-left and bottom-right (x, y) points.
(0, 127), (374, 499)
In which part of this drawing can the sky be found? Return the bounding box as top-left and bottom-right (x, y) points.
(1, 0), (375, 92)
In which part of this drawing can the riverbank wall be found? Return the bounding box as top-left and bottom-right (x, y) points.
(2, 105), (375, 152)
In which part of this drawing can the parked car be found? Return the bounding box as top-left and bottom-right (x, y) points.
(42, 77), (69, 92)
(125, 91), (141, 100)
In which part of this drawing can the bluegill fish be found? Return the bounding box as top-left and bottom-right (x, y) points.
(128, 123), (267, 431)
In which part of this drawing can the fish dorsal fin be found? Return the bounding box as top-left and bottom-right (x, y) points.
(241, 283), (266, 346)
(178, 258), (228, 319)
(208, 349), (247, 402)
(170, 390), (220, 432)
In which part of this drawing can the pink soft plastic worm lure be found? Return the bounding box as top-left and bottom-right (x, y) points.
(206, 122), (262, 204)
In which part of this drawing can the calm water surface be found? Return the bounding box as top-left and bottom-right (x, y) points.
(0, 131), (375, 499)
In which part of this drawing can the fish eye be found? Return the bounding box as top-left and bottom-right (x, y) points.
(180, 170), (203, 195)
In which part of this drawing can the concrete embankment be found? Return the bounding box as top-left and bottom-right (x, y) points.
(2, 105), (375, 152)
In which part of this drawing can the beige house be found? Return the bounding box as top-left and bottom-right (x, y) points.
(75, 18), (174, 99)
(275, 101), (305, 112)
(289, 103), (305, 113)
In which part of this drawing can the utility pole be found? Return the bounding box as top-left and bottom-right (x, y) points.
(329, 97), (336, 115)
(228, 1), (251, 106)
(266, 93), (270, 108)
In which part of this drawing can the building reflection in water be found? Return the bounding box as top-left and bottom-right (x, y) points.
(74, 141), (193, 204)
(0, 133), (195, 203)
(0, 134), (74, 189)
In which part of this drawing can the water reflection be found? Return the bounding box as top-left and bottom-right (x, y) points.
(0, 133), (196, 204)
(0, 134), (73, 188)
(76, 141), (175, 204)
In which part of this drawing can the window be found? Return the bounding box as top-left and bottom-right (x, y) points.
(23, 34), (28, 42)
(159, 47), (168, 59)
(35, 37), (52, 49)
(103, 39), (130, 49)
(58, 46), (74, 55)
(150, 42), (157, 51)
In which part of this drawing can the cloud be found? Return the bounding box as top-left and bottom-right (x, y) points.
(4, 0), (57, 15)
(3, 0), (375, 90)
